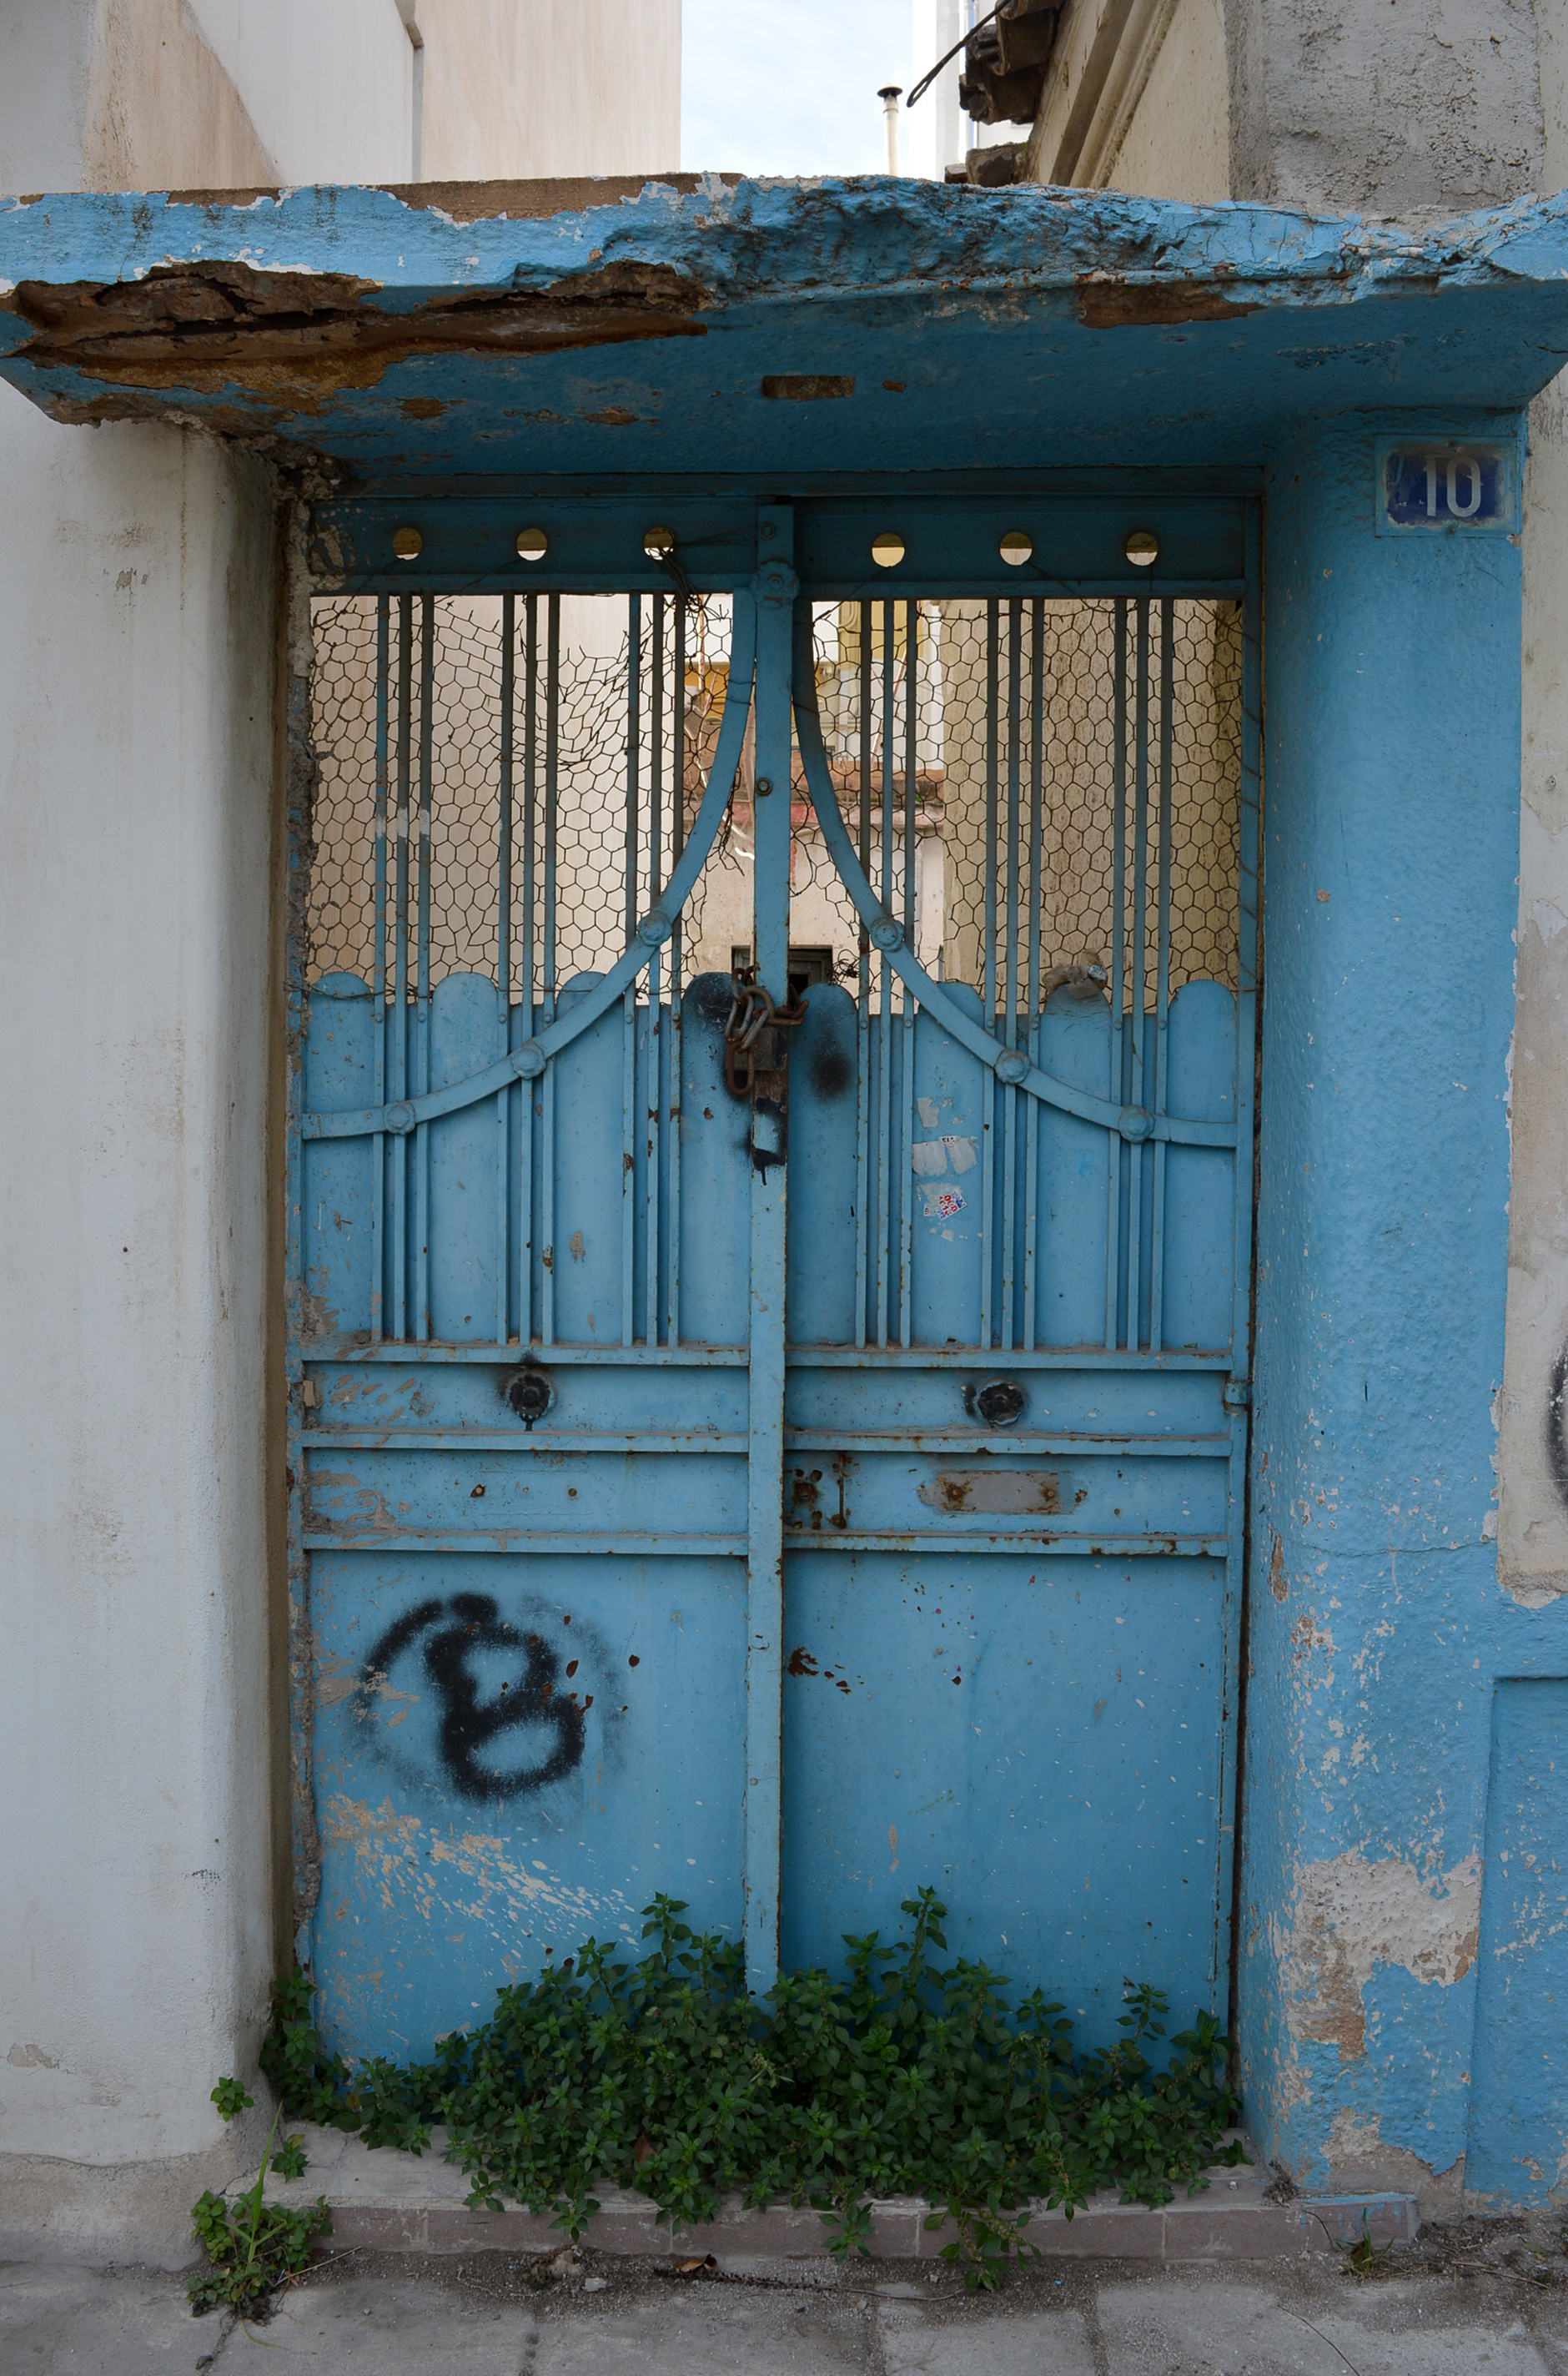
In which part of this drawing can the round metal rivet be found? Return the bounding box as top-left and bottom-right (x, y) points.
(643, 524), (677, 557)
(391, 526), (423, 561)
(999, 531), (1033, 566)
(755, 776), (773, 798)
(1124, 529), (1159, 568)
(515, 1041), (546, 1079)
(384, 1100), (415, 1134)
(994, 1048), (1028, 1085)
(870, 915), (902, 950)
(1119, 1105), (1153, 1141)
(637, 910), (671, 946)
(871, 531), (906, 569)
(515, 526), (548, 561)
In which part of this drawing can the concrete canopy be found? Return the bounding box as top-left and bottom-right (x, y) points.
(3, 175), (1568, 477)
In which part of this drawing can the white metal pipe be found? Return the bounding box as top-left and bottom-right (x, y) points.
(879, 85), (902, 174)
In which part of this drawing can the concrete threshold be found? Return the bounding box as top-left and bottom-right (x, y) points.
(227, 2125), (1418, 2263)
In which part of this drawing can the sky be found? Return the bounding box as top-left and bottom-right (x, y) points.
(681, 0), (923, 180)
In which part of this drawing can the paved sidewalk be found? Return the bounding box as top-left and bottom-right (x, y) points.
(6, 2234), (1568, 2376)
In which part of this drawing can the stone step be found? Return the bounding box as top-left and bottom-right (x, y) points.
(225, 2125), (1420, 2263)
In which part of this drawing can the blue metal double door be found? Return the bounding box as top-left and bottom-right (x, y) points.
(298, 490), (1258, 2061)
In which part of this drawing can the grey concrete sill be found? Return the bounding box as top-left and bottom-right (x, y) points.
(227, 2125), (1418, 2262)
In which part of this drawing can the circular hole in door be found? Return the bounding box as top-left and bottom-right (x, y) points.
(871, 531), (906, 568)
(1124, 529), (1159, 567)
(966, 1377), (1028, 1426)
(392, 525), (424, 561)
(515, 526), (548, 561)
(999, 531), (1033, 566)
(643, 524), (677, 558)
(503, 1367), (555, 1424)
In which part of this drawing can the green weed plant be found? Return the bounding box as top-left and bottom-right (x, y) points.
(248, 1886), (1244, 2288)
(187, 2082), (329, 2317)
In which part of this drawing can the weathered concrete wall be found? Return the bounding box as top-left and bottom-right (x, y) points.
(3, 0), (681, 199)
(0, 0), (286, 2268)
(1241, 416), (1568, 2212)
(0, 0), (680, 2270)
(1101, 0), (1230, 204)
(420, 0), (681, 180)
(183, 0), (415, 184)
(0, 408), (281, 2259)
(1223, 0), (1543, 214)
(1500, 0), (1568, 1613)
(1022, 0), (1568, 2209)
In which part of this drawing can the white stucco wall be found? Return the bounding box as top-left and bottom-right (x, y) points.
(1497, 0), (1568, 1605)
(419, 0), (681, 180)
(187, 0), (415, 183)
(1102, 0), (1229, 204)
(0, 409), (281, 2256)
(0, 0), (681, 2264)
(0, 1), (285, 2264)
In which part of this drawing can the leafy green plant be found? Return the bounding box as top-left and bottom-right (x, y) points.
(257, 1887), (1244, 2292)
(186, 2076), (329, 2317)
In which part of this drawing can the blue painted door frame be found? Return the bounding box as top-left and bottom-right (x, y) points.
(292, 484), (1260, 2064)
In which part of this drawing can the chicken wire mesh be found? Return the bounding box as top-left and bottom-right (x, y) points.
(305, 590), (1240, 1012)
(795, 597), (1241, 1009)
(307, 591), (745, 996)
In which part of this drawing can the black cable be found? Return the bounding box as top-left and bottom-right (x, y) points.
(906, 1), (1008, 108)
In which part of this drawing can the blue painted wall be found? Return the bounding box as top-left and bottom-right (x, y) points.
(1467, 1680), (1568, 2201)
(1244, 414), (1567, 2207)
(6, 169), (1568, 2201)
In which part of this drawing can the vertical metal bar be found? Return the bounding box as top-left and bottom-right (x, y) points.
(545, 597), (560, 1022)
(1126, 599), (1149, 1349)
(391, 593), (412, 1342)
(519, 594), (539, 1342)
(898, 599), (917, 1344)
(647, 595), (664, 1343)
(1105, 598), (1126, 1351)
(1216, 505), (1264, 2017)
(1028, 601), (1044, 1029)
(626, 592), (641, 942)
(854, 601), (872, 1347)
(414, 595), (434, 1342)
(745, 523), (792, 1993)
(980, 599), (999, 1349)
(283, 588), (314, 1975)
(984, 597), (999, 1025)
(541, 597), (560, 1346)
(1233, 528), (1262, 1370)
(622, 595), (640, 1345)
(1149, 597), (1174, 1356)
(1002, 600), (1022, 1345)
(670, 599), (686, 1347)
(876, 601), (895, 1347)
(371, 597), (389, 1342)
(1023, 598), (1044, 1351)
(495, 595), (514, 1346)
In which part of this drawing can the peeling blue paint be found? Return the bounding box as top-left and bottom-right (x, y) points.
(3, 169), (1566, 2206)
(2, 179), (1568, 476)
(1246, 417), (1568, 2207)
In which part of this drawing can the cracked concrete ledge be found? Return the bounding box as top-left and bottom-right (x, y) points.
(224, 2124), (1419, 2263)
(1, 174), (1567, 473)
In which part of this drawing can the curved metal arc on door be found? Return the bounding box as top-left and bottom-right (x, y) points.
(788, 612), (1236, 1153)
(304, 597), (761, 1143)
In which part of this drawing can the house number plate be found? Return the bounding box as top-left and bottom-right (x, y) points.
(1376, 439), (1519, 535)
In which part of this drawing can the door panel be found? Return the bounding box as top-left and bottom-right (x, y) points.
(310, 1549), (747, 2060)
(780, 1551), (1227, 2016)
(293, 496), (1257, 2065)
